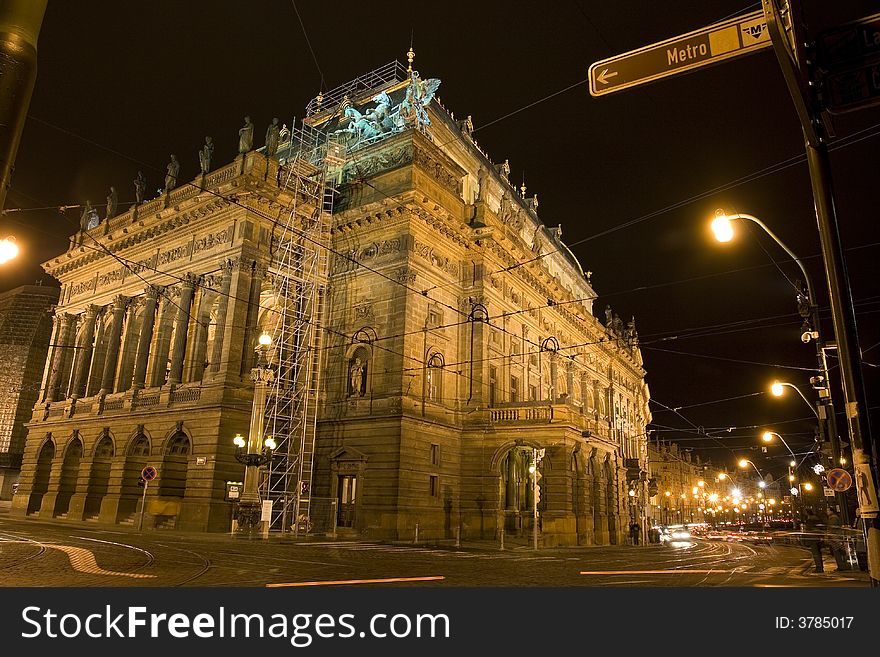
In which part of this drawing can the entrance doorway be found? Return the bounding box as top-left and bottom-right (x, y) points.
(500, 446), (542, 537)
(336, 474), (357, 528)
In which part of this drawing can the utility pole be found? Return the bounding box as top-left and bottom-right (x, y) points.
(763, 0), (880, 585)
(0, 0), (47, 209)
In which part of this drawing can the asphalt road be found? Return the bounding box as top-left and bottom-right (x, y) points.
(0, 516), (868, 587)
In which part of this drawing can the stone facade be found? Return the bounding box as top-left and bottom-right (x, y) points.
(13, 64), (650, 544)
(0, 284), (60, 499)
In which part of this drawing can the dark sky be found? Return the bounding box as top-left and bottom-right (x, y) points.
(2, 0), (879, 482)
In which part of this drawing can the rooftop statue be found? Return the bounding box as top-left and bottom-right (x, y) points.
(164, 154), (180, 191)
(265, 118), (281, 156)
(106, 186), (118, 219)
(400, 70), (440, 128)
(239, 115), (254, 153)
(199, 136), (214, 174)
(134, 171), (146, 204)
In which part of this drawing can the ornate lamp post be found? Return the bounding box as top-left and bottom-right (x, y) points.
(234, 333), (275, 533)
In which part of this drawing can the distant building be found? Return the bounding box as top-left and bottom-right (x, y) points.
(0, 284), (59, 499)
(13, 59), (651, 543)
(647, 442), (711, 525)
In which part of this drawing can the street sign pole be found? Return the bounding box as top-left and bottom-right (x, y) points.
(138, 480), (148, 531)
(764, 0), (880, 585)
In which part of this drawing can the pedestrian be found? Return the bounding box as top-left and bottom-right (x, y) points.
(803, 510), (824, 573)
(629, 521), (641, 546)
(825, 511), (848, 571)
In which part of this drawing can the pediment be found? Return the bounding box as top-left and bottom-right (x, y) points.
(329, 446), (368, 462)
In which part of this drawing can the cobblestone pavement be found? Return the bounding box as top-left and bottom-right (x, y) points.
(0, 516), (869, 587)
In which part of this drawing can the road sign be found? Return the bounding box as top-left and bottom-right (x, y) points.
(823, 62), (880, 113)
(225, 481), (242, 502)
(816, 12), (880, 69)
(141, 465), (158, 481)
(823, 487), (835, 498)
(826, 468), (852, 492)
(589, 10), (770, 97)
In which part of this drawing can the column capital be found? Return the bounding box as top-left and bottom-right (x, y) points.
(84, 304), (102, 319)
(182, 272), (199, 288)
(112, 294), (130, 311)
(144, 284), (162, 300)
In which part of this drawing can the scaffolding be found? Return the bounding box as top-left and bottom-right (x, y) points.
(263, 122), (342, 533)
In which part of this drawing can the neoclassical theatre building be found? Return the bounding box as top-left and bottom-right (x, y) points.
(14, 59), (650, 544)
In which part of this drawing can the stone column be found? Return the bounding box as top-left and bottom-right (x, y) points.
(580, 372), (590, 412)
(217, 258), (254, 379)
(209, 258), (234, 373)
(548, 352), (558, 402)
(132, 285), (160, 390)
(167, 273), (198, 385)
(565, 361), (574, 403)
(114, 300), (140, 392)
(70, 305), (100, 400)
(46, 313), (76, 401)
(99, 295), (129, 394)
(239, 263), (266, 375)
(39, 311), (61, 403)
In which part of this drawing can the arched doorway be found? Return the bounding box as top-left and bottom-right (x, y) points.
(119, 432), (150, 520)
(159, 431), (190, 498)
(84, 433), (114, 519)
(54, 435), (83, 517)
(499, 446), (542, 539)
(28, 439), (55, 515)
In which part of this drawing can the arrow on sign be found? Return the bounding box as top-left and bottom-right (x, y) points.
(595, 69), (618, 86)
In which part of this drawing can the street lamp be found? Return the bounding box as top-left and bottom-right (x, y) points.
(0, 236), (18, 264)
(235, 332), (275, 534)
(770, 381), (819, 419)
(712, 209), (845, 510)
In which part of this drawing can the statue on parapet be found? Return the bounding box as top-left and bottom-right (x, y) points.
(199, 136), (214, 174)
(265, 118), (280, 155)
(134, 171), (146, 204)
(238, 115), (254, 153)
(106, 187), (118, 219)
(164, 154), (180, 191)
(80, 200), (99, 231)
(399, 70), (441, 128)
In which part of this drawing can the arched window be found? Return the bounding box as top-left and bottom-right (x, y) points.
(128, 433), (150, 457)
(94, 434), (114, 459)
(165, 432), (191, 455)
(426, 352), (444, 403)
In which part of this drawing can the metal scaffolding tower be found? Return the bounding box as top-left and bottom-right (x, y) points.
(263, 122), (342, 533)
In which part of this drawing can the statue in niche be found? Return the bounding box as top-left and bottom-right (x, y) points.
(105, 187), (118, 219)
(164, 154), (179, 191)
(199, 136), (214, 174)
(265, 118), (280, 155)
(134, 171), (146, 204)
(238, 115), (254, 153)
(531, 227), (542, 254)
(349, 357), (366, 397)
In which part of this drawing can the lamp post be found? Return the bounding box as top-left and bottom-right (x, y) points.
(712, 210), (844, 513)
(234, 333), (275, 534)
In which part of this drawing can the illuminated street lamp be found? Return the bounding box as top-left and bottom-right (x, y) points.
(0, 236), (18, 264)
(711, 209), (849, 519)
(235, 332), (275, 534)
(770, 381), (819, 419)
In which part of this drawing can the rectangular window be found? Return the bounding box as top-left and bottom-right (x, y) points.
(430, 475), (440, 498)
(510, 376), (519, 403)
(529, 384), (538, 401)
(428, 308), (441, 329)
(431, 443), (441, 467)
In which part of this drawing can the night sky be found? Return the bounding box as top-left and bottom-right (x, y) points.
(2, 1), (879, 482)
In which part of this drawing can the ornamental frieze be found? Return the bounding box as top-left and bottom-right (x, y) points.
(194, 226), (232, 254)
(158, 243), (192, 265)
(97, 266), (127, 288)
(341, 144), (413, 184)
(68, 278), (96, 298)
(412, 147), (463, 196)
